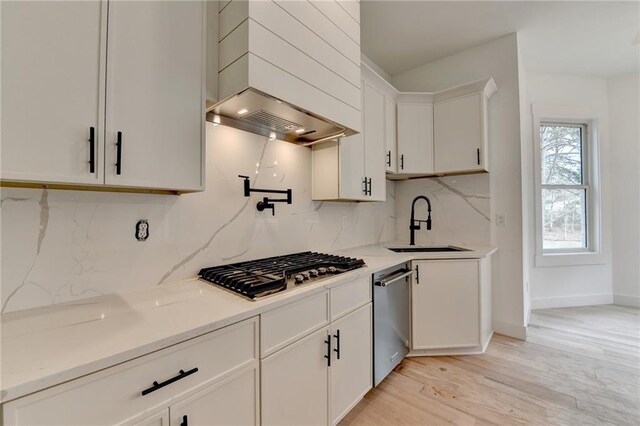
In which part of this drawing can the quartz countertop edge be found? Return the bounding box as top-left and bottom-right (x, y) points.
(0, 243), (496, 404)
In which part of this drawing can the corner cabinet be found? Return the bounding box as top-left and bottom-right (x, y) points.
(433, 78), (497, 174)
(388, 77), (497, 179)
(0, 0), (205, 193)
(311, 63), (391, 201)
(396, 94), (435, 175)
(410, 257), (492, 355)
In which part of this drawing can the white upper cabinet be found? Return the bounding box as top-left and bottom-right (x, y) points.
(384, 98), (397, 173)
(311, 65), (389, 202)
(362, 82), (386, 201)
(433, 78), (497, 174)
(1, 0), (205, 193)
(104, 0), (205, 191)
(0, 0), (106, 185)
(392, 77), (496, 178)
(396, 96), (435, 175)
(217, 0), (362, 133)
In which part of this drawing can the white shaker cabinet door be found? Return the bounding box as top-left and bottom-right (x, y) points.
(363, 83), (386, 201)
(104, 0), (205, 191)
(261, 327), (329, 426)
(339, 132), (367, 200)
(132, 409), (169, 426)
(411, 260), (480, 349)
(396, 103), (434, 174)
(330, 304), (372, 425)
(434, 93), (486, 173)
(0, 0), (106, 185)
(384, 97), (397, 174)
(169, 365), (259, 426)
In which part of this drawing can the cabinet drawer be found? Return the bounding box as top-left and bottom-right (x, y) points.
(330, 276), (371, 321)
(260, 291), (329, 358)
(2, 317), (258, 426)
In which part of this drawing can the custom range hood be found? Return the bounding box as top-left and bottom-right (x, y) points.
(209, 3), (362, 145)
(206, 88), (356, 145)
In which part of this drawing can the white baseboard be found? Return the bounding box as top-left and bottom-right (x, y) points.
(530, 293), (613, 310)
(613, 294), (640, 308)
(493, 320), (527, 340)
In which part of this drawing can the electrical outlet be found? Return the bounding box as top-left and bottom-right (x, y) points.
(135, 219), (149, 241)
(496, 213), (506, 227)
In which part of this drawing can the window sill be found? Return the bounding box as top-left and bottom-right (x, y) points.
(535, 251), (608, 267)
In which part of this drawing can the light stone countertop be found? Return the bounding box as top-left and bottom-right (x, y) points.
(0, 243), (496, 404)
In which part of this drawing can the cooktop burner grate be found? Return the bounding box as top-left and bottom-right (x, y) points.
(198, 251), (365, 300)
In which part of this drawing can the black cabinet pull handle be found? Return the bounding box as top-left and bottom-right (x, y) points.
(400, 154), (404, 170)
(181, 415), (188, 426)
(362, 177), (368, 195)
(116, 131), (123, 175)
(386, 150), (391, 167)
(477, 148), (480, 165)
(333, 329), (341, 360)
(324, 335), (332, 367)
(141, 367), (198, 396)
(415, 265), (420, 284)
(367, 177), (372, 196)
(88, 127), (95, 174)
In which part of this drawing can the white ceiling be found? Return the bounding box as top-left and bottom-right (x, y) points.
(361, 0), (640, 77)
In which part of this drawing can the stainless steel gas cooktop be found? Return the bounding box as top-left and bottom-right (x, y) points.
(198, 251), (366, 300)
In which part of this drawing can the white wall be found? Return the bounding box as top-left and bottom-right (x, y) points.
(518, 36), (532, 324)
(392, 33), (526, 339)
(0, 124), (396, 313)
(523, 73), (613, 309)
(608, 73), (640, 307)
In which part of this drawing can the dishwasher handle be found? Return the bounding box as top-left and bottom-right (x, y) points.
(374, 269), (414, 287)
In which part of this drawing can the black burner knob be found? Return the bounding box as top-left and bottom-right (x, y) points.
(294, 274), (304, 284)
(302, 271), (311, 280)
(328, 266), (337, 273)
(318, 267), (327, 274)
(309, 269), (319, 277)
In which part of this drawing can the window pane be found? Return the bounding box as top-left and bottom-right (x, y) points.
(542, 188), (587, 250)
(540, 124), (583, 185)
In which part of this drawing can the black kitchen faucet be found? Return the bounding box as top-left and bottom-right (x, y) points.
(410, 196), (432, 245)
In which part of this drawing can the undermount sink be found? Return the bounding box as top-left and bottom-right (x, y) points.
(387, 246), (470, 253)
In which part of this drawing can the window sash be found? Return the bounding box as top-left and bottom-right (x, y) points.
(539, 122), (591, 254)
(541, 187), (590, 253)
(540, 122), (588, 187)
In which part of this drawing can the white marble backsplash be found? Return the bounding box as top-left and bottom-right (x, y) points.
(0, 124), (396, 313)
(395, 174), (491, 246)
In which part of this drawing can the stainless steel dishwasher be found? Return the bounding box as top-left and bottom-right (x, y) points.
(372, 262), (413, 386)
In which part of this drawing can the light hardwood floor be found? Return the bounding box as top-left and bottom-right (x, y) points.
(341, 305), (640, 425)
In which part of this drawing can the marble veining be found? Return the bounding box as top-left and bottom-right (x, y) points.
(0, 243), (496, 404)
(1, 124), (396, 313)
(1, 125), (490, 313)
(395, 174), (491, 246)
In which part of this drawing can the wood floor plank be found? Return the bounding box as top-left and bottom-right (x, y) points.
(340, 305), (640, 426)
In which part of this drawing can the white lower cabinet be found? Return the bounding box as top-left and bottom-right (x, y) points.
(261, 327), (330, 426)
(133, 409), (169, 426)
(2, 317), (259, 426)
(261, 282), (372, 426)
(396, 102), (434, 175)
(169, 365), (259, 426)
(410, 258), (492, 355)
(330, 304), (372, 425)
(2, 282), (374, 426)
